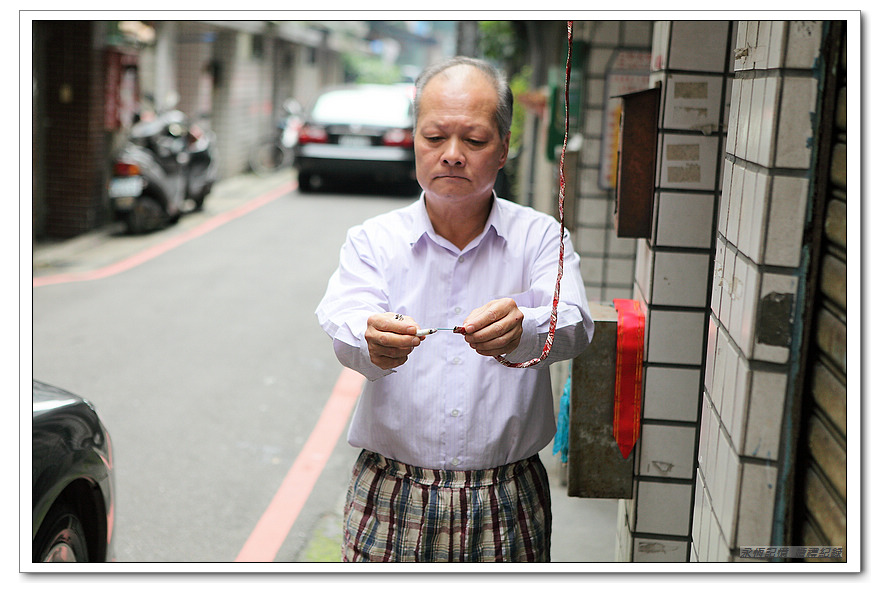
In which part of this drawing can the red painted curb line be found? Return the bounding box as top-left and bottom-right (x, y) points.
(33, 181), (295, 288)
(235, 367), (363, 562)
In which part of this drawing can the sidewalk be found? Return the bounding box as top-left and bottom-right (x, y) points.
(33, 169), (295, 279)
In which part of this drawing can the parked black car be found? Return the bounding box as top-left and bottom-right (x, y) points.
(32, 380), (114, 562)
(293, 84), (418, 192)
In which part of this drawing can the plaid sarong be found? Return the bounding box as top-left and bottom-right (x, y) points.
(342, 449), (551, 562)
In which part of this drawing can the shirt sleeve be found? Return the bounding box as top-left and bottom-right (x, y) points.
(503, 223), (594, 368)
(315, 225), (395, 381)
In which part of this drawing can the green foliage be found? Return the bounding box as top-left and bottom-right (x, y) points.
(508, 66), (532, 155)
(477, 21), (519, 64)
(342, 53), (402, 84)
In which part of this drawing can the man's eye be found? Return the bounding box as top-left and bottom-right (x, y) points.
(468, 139), (487, 146)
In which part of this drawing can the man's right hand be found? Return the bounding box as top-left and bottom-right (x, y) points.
(365, 313), (424, 370)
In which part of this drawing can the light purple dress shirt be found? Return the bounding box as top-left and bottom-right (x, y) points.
(315, 193), (593, 470)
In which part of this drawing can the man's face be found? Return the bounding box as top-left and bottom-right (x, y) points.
(414, 67), (510, 203)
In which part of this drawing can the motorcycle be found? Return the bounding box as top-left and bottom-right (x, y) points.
(108, 110), (218, 234)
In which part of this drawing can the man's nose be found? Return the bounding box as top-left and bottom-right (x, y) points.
(441, 138), (465, 167)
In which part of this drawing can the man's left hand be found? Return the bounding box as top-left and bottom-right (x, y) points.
(461, 298), (524, 357)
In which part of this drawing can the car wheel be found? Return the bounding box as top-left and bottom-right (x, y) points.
(297, 171), (321, 193)
(33, 502), (90, 562)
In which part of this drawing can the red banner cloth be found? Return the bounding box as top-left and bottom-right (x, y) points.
(613, 299), (645, 459)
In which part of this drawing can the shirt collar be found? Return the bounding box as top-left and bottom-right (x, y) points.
(410, 191), (510, 250)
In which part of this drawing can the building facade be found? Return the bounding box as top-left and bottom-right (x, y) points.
(540, 19), (851, 563)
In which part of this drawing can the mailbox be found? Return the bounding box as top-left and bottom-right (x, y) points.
(614, 86), (661, 238)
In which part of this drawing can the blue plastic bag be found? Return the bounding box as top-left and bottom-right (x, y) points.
(553, 365), (571, 463)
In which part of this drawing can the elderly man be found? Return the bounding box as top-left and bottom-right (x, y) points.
(316, 56), (593, 562)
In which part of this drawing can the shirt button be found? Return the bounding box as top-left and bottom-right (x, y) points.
(451, 458), (461, 466)
(452, 357), (461, 365)
(454, 306), (462, 314)
(451, 409), (460, 417)
(458, 255), (464, 263)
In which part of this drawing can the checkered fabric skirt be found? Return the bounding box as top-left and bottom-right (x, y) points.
(342, 449), (552, 562)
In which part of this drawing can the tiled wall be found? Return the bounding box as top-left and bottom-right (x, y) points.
(618, 20), (734, 562)
(572, 21), (653, 303)
(695, 21), (824, 562)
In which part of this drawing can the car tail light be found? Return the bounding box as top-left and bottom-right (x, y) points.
(382, 128), (414, 148)
(113, 161), (140, 176)
(298, 124), (329, 144)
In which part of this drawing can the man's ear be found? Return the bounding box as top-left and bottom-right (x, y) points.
(498, 132), (511, 169)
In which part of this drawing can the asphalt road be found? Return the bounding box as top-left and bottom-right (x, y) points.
(31, 172), (411, 563)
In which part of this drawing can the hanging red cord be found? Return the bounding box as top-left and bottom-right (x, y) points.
(494, 20), (573, 369)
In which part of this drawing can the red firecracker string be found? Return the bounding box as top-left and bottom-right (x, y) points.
(495, 20), (573, 369)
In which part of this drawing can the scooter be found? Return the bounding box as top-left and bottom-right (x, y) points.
(108, 110), (218, 234)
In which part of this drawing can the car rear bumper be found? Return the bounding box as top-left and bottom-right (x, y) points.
(295, 144), (415, 179)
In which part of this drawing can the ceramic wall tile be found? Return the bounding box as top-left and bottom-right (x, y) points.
(585, 106), (604, 137)
(735, 168), (757, 261)
(743, 370), (787, 460)
(764, 175), (810, 268)
(633, 538), (689, 562)
(592, 20), (621, 44)
(726, 78), (742, 155)
(720, 244), (736, 329)
(646, 309), (708, 365)
(589, 47), (616, 74)
(639, 424), (697, 479)
(718, 159), (733, 240)
(720, 332), (741, 432)
(579, 256), (604, 288)
(655, 192), (716, 249)
(624, 20), (653, 47)
(744, 170), (771, 263)
(577, 196), (611, 226)
(650, 251), (711, 308)
(766, 21), (786, 69)
(752, 20), (772, 70)
(727, 253), (746, 353)
(606, 257), (636, 286)
(725, 158), (744, 244)
(634, 238), (653, 301)
(668, 21), (731, 73)
(729, 357), (750, 455)
(659, 134), (720, 192)
(775, 77), (819, 169)
(651, 21), (670, 72)
(576, 226), (608, 255)
(608, 234), (638, 257)
(745, 77), (766, 162)
(755, 76), (780, 169)
(785, 21), (824, 68)
(752, 272), (798, 364)
(718, 443), (742, 542)
(705, 316), (718, 393)
(734, 78), (752, 160)
(733, 21), (751, 72)
(643, 366), (702, 422)
(663, 73), (724, 133)
(635, 480), (694, 537)
(736, 462), (777, 548)
(698, 393), (713, 468)
(710, 239), (725, 317)
(710, 427), (733, 521)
